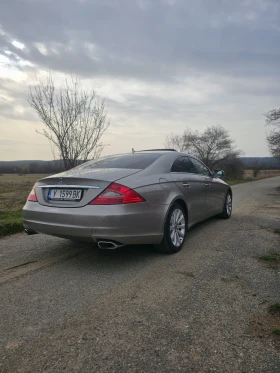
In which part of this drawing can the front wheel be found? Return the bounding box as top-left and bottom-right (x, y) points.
(218, 191), (232, 219)
(155, 202), (187, 254)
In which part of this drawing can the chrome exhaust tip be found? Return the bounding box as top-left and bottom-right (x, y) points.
(97, 240), (123, 250)
(24, 229), (38, 235)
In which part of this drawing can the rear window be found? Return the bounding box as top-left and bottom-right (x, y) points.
(80, 153), (162, 170)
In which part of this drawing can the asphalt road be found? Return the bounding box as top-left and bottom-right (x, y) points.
(1, 177), (280, 373)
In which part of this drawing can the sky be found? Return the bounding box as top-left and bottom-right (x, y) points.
(0, 0), (279, 161)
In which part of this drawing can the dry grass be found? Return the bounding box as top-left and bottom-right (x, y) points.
(243, 169), (280, 179)
(0, 174), (48, 236)
(227, 170), (280, 185)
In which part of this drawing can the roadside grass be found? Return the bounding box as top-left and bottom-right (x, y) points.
(259, 253), (280, 270)
(269, 303), (280, 315)
(260, 253), (280, 261)
(273, 329), (280, 335)
(274, 228), (280, 234)
(0, 174), (48, 237)
(227, 178), (254, 185)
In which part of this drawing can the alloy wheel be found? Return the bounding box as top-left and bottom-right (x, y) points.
(226, 194), (232, 216)
(169, 208), (186, 247)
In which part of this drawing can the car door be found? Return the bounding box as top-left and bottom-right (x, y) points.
(190, 158), (224, 216)
(205, 175), (226, 214)
(170, 156), (207, 226)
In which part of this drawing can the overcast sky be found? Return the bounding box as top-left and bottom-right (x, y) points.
(0, 0), (279, 160)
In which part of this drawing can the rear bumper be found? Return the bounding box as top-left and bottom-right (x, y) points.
(23, 201), (167, 245)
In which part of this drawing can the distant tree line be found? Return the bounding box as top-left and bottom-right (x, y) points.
(0, 156), (279, 176)
(0, 161), (65, 175)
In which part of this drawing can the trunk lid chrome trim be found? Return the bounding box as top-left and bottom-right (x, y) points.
(37, 185), (100, 189)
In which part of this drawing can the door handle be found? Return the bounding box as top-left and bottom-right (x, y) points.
(183, 183), (190, 188)
(205, 184), (210, 187)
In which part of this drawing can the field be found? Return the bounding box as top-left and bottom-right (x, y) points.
(0, 171), (280, 237)
(0, 174), (48, 236)
(243, 169), (280, 178)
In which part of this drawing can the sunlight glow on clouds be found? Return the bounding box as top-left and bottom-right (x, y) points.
(11, 40), (25, 50)
(34, 42), (49, 56)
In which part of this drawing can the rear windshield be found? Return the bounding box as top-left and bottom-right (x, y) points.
(79, 153), (162, 170)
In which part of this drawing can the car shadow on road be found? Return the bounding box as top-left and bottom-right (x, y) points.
(60, 216), (223, 271)
(67, 241), (160, 266)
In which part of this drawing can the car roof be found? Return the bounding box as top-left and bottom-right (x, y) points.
(100, 150), (200, 162)
(132, 150), (198, 158)
(102, 151), (200, 163)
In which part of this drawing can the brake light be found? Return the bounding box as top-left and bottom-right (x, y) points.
(89, 183), (145, 205)
(27, 185), (38, 202)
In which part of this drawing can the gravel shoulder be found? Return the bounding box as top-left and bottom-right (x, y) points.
(0, 177), (280, 373)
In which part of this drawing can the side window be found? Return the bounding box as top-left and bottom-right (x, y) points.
(191, 158), (211, 177)
(171, 157), (197, 173)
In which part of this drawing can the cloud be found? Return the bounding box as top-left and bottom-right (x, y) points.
(0, 77), (38, 121)
(1, 0), (279, 81)
(0, 0), (279, 159)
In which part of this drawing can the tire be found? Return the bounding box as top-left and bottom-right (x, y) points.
(218, 191), (232, 219)
(155, 202), (187, 254)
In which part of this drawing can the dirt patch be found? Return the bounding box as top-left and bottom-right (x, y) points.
(249, 313), (280, 351)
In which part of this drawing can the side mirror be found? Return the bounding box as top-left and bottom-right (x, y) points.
(214, 170), (224, 179)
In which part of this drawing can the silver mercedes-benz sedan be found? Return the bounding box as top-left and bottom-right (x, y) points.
(23, 149), (232, 253)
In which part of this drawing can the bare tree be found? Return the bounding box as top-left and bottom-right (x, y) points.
(165, 125), (242, 168)
(165, 133), (186, 152)
(28, 74), (110, 170)
(264, 108), (280, 158)
(217, 157), (244, 180)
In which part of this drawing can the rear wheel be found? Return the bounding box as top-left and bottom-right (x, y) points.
(155, 202), (187, 254)
(219, 191), (232, 219)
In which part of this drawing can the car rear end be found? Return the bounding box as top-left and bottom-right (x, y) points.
(23, 153), (169, 245)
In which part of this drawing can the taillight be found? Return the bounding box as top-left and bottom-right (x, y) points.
(89, 183), (145, 205)
(27, 185), (38, 202)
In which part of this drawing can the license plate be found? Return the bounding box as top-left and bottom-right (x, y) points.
(48, 189), (82, 201)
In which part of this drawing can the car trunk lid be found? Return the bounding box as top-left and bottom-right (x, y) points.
(35, 168), (141, 207)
